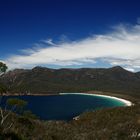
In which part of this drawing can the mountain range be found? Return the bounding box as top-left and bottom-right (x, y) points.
(0, 66), (140, 97)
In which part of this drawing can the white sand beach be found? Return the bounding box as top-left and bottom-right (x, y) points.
(60, 93), (132, 106)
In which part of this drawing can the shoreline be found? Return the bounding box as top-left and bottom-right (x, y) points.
(59, 93), (133, 106)
(2, 92), (133, 106)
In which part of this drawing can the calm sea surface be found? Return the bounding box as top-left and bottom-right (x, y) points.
(1, 94), (125, 120)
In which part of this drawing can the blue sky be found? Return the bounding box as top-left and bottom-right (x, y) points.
(1, 0), (140, 71)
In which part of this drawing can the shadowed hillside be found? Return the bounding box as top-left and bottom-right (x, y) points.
(1, 66), (140, 97)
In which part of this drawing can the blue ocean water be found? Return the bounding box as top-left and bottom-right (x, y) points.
(1, 94), (126, 121)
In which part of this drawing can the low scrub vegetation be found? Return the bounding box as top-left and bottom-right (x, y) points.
(0, 104), (140, 140)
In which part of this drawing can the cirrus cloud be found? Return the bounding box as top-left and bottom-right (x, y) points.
(4, 22), (140, 72)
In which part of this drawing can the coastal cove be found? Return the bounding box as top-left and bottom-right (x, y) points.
(1, 93), (132, 121)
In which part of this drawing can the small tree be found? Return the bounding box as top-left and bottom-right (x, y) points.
(23, 110), (39, 120)
(6, 98), (28, 113)
(0, 62), (8, 96)
(0, 62), (35, 135)
(0, 62), (9, 132)
(0, 62), (8, 76)
(0, 98), (27, 133)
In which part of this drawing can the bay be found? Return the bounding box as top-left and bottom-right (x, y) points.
(1, 94), (126, 121)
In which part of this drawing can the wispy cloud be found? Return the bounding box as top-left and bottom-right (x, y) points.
(4, 22), (140, 71)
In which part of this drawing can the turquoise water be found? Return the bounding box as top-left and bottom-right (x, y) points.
(1, 94), (126, 120)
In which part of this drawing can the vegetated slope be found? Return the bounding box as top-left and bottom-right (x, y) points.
(1, 105), (140, 140)
(1, 66), (140, 97)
